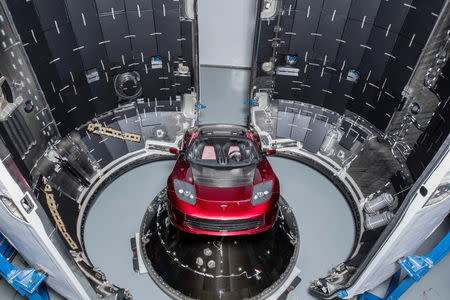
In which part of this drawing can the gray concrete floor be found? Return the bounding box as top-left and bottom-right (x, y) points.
(83, 157), (355, 300)
(85, 161), (175, 300)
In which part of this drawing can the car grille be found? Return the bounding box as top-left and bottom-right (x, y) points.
(185, 218), (260, 232)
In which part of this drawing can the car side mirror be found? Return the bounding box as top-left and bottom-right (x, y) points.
(169, 147), (179, 155)
(265, 149), (276, 156)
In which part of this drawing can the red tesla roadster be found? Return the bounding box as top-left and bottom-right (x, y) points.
(167, 124), (279, 236)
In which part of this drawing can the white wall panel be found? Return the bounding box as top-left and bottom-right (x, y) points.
(197, 0), (257, 67)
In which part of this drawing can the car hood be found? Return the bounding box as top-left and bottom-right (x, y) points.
(190, 164), (256, 188)
(195, 184), (253, 202)
(169, 158), (277, 202)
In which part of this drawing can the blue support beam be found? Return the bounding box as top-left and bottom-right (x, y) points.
(0, 234), (50, 300)
(340, 232), (450, 300)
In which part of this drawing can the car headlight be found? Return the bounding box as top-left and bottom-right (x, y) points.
(251, 181), (273, 205)
(174, 179), (196, 205)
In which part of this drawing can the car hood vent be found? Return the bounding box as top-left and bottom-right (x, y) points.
(190, 164), (255, 188)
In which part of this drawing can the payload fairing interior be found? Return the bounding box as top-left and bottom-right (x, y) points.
(0, 0), (449, 300)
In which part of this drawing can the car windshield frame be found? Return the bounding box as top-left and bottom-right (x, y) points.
(184, 135), (262, 168)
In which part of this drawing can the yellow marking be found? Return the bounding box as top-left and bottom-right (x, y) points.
(43, 179), (79, 250)
(87, 123), (141, 143)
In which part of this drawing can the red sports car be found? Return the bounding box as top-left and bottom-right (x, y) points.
(167, 124), (279, 236)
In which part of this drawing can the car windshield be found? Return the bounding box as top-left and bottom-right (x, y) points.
(185, 136), (261, 168)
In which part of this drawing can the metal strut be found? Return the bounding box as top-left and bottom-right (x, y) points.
(0, 234), (50, 300)
(340, 231), (450, 300)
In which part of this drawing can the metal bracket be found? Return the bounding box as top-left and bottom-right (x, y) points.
(0, 234), (49, 300)
(351, 232), (450, 300)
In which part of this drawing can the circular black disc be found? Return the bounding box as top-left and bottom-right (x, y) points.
(140, 189), (299, 300)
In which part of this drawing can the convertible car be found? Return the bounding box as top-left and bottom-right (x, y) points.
(167, 124), (279, 236)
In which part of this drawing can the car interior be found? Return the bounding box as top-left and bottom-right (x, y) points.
(187, 137), (261, 167)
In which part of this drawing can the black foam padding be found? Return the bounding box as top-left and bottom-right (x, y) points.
(259, 0), (446, 131)
(339, 120), (365, 150)
(80, 132), (114, 168)
(290, 114), (311, 142)
(5, 0), (195, 135)
(99, 121), (129, 160)
(339, 132), (357, 151)
(303, 119), (329, 153)
(276, 111), (295, 138)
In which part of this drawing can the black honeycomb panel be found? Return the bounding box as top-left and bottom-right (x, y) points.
(153, 0), (179, 10)
(22, 28), (55, 67)
(62, 88), (96, 127)
(101, 121), (132, 161)
(309, 15), (347, 64)
(291, 114), (311, 142)
(296, 0), (324, 11)
(32, 0), (69, 31)
(176, 76), (193, 95)
(81, 133), (114, 168)
(322, 0), (352, 15)
(257, 21), (276, 63)
(44, 26), (86, 84)
(275, 75), (301, 100)
(4, 1), (37, 41)
(399, 7), (436, 46)
(154, 7), (182, 58)
(99, 14), (132, 63)
(323, 78), (353, 113)
(303, 70), (332, 107)
(125, 0), (154, 11)
(383, 59), (411, 97)
(282, 0), (297, 8)
(276, 111), (295, 138)
(290, 8), (321, 35)
(373, 0), (410, 33)
(391, 35), (423, 69)
(303, 119), (329, 153)
(266, 0), (445, 133)
(368, 95), (396, 131)
(95, 0), (125, 13)
(6, 0), (193, 136)
(141, 69), (167, 99)
(346, 89), (372, 119)
(65, 1), (108, 68)
(413, 0), (445, 14)
(87, 80), (117, 112)
(339, 121), (359, 150)
(335, 19), (373, 69)
(278, 16), (295, 54)
(127, 10), (158, 56)
(180, 21), (193, 64)
(348, 0), (381, 22)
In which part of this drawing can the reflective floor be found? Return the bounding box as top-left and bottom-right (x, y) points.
(140, 192), (298, 299)
(84, 157), (355, 300)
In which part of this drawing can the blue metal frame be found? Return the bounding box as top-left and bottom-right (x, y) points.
(337, 232), (450, 300)
(0, 234), (50, 300)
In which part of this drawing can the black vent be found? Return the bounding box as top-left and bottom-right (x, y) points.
(186, 218), (260, 232)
